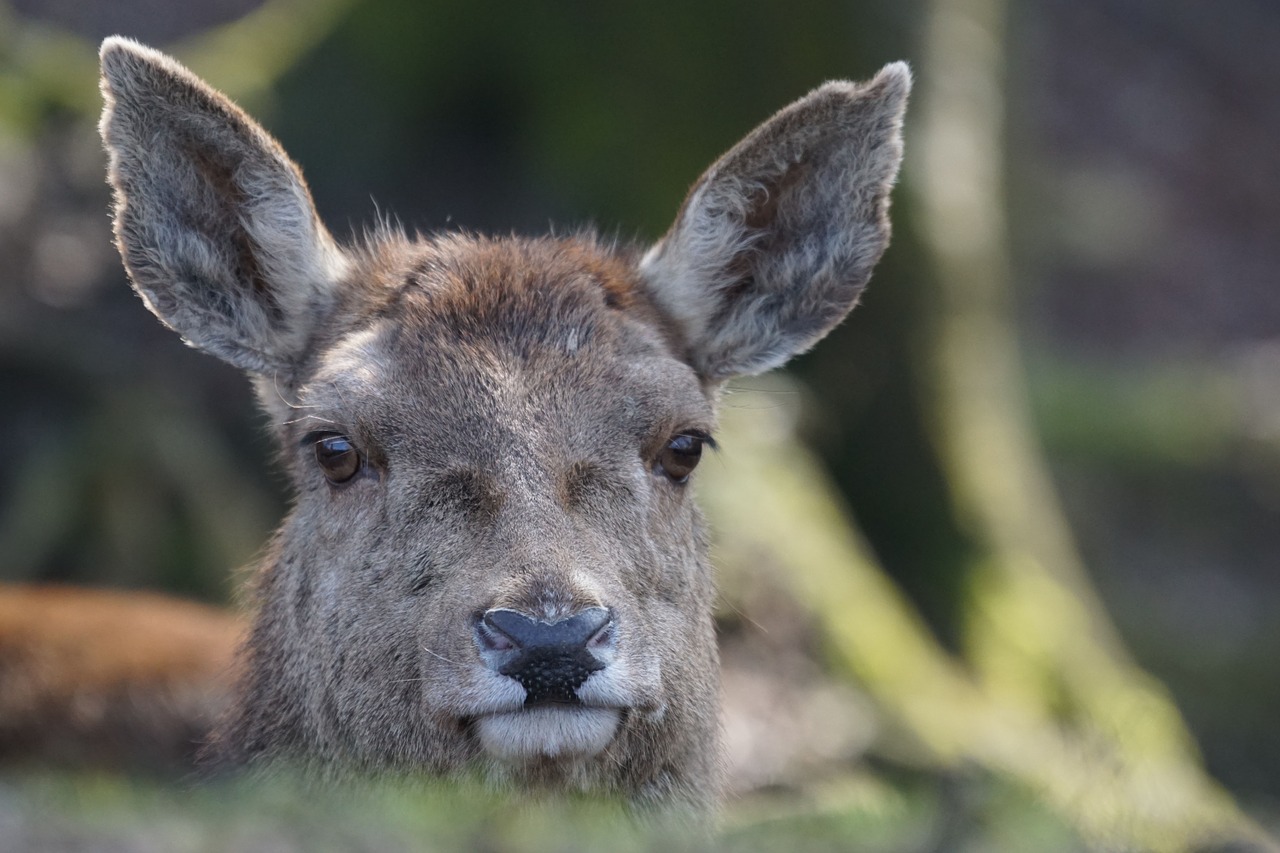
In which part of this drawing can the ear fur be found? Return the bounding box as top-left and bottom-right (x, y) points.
(640, 63), (911, 382)
(99, 37), (347, 374)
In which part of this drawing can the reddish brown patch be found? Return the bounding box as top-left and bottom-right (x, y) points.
(0, 584), (244, 771)
(330, 232), (684, 367)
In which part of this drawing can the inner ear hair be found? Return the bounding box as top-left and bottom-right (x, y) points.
(99, 36), (346, 376)
(641, 64), (911, 382)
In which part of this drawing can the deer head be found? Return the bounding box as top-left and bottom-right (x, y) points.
(99, 36), (909, 809)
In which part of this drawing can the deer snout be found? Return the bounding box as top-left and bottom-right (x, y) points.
(474, 607), (616, 706)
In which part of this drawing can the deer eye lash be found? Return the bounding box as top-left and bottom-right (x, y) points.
(300, 429), (352, 449)
(682, 429), (717, 450)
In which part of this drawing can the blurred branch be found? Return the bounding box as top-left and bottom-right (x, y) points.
(0, 0), (355, 130)
(913, 0), (1118, 641)
(0, 4), (100, 129)
(704, 389), (990, 763)
(173, 0), (356, 107)
(1030, 350), (1280, 475)
(1029, 357), (1237, 469)
(705, 389), (1271, 851)
(911, 0), (1274, 849)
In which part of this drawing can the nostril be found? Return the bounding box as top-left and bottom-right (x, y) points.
(474, 606), (616, 705)
(475, 616), (517, 653)
(587, 618), (615, 652)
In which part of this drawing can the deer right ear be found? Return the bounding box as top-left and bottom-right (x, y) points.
(99, 37), (347, 375)
(640, 64), (910, 383)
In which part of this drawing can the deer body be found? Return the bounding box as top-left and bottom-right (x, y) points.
(98, 38), (909, 809)
(0, 585), (241, 772)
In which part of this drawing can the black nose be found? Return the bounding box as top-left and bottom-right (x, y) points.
(475, 607), (615, 705)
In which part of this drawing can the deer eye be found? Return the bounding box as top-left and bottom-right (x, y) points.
(313, 433), (362, 484)
(655, 432), (710, 484)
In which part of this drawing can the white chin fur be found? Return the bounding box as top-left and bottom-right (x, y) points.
(475, 706), (621, 761)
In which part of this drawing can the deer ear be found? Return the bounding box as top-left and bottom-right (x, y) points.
(99, 37), (347, 375)
(640, 64), (910, 382)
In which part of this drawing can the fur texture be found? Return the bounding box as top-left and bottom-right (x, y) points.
(98, 36), (909, 811)
(99, 37), (347, 374)
(641, 66), (910, 380)
(0, 585), (242, 772)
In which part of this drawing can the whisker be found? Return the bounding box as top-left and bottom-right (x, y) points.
(283, 413), (339, 427)
(270, 371), (328, 424)
(716, 598), (769, 635)
(420, 646), (468, 667)
(271, 371), (308, 410)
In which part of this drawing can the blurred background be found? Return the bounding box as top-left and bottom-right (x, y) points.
(1, 0), (1278, 849)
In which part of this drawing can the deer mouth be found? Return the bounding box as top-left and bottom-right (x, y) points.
(472, 705), (623, 761)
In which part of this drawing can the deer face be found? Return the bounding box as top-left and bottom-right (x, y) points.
(97, 37), (908, 807)
(265, 237), (720, 788)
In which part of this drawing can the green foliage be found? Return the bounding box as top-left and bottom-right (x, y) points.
(1030, 357), (1240, 470)
(4, 768), (1084, 852)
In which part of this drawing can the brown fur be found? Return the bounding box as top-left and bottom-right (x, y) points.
(0, 585), (242, 772)
(97, 37), (909, 810)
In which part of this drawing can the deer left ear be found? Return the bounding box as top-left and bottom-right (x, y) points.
(99, 37), (348, 376)
(640, 63), (910, 382)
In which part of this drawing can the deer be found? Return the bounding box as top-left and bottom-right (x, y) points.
(96, 36), (909, 811)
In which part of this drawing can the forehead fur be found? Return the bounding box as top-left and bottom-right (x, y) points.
(298, 231), (707, 442)
(338, 231), (677, 361)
